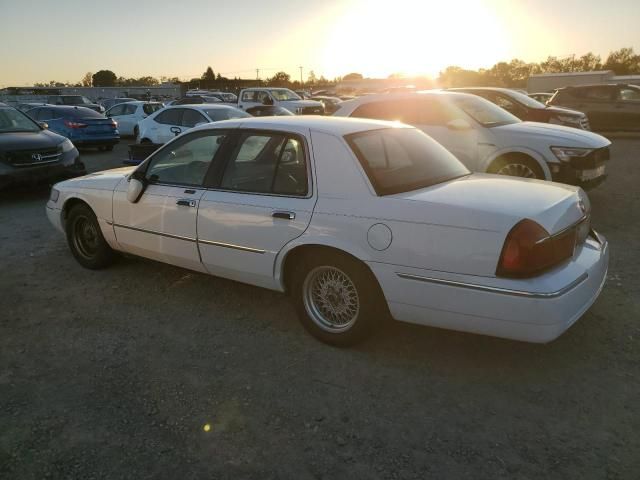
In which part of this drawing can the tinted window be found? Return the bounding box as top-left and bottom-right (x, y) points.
(449, 95), (520, 127)
(154, 108), (183, 125)
(35, 108), (54, 120)
(0, 108), (40, 133)
(574, 86), (614, 100)
(346, 128), (470, 196)
(220, 133), (308, 196)
(182, 109), (207, 127)
(123, 104), (138, 115)
(71, 108), (104, 119)
(619, 87), (640, 101)
(143, 103), (162, 115)
(146, 131), (226, 186)
(352, 100), (419, 123)
(108, 104), (126, 116)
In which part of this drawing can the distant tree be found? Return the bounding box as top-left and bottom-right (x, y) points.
(307, 70), (317, 85)
(92, 70), (117, 87)
(437, 66), (484, 87)
(81, 72), (93, 87)
(267, 71), (291, 87)
(575, 52), (602, 71)
(166, 77), (181, 84)
(603, 47), (640, 75)
(201, 67), (216, 88)
(343, 72), (363, 81)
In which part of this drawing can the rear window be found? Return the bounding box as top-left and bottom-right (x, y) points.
(204, 108), (251, 121)
(345, 128), (470, 196)
(71, 108), (105, 119)
(143, 103), (163, 115)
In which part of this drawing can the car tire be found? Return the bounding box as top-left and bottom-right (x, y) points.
(140, 138), (152, 145)
(66, 203), (116, 270)
(290, 251), (386, 346)
(488, 155), (545, 179)
(133, 126), (139, 139)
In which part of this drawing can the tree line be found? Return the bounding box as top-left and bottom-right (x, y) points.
(438, 47), (640, 88)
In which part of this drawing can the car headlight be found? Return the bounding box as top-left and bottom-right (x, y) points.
(551, 146), (594, 162)
(60, 139), (75, 153)
(552, 114), (582, 125)
(49, 187), (60, 203)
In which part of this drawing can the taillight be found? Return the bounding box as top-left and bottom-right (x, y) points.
(496, 219), (576, 278)
(110, 120), (118, 128)
(64, 119), (87, 129)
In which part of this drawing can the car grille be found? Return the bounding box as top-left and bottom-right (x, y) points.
(5, 147), (62, 167)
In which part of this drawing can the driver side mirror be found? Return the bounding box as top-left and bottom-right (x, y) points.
(446, 119), (472, 131)
(127, 171), (146, 203)
(38, 122), (48, 129)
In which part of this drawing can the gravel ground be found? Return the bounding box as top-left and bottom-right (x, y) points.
(1, 138), (639, 479)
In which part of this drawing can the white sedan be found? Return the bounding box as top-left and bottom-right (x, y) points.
(136, 104), (250, 144)
(46, 117), (608, 346)
(105, 101), (163, 137)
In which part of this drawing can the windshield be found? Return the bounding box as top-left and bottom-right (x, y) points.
(346, 128), (470, 196)
(269, 89), (301, 101)
(450, 95), (520, 127)
(503, 89), (547, 109)
(0, 108), (41, 133)
(204, 108), (251, 121)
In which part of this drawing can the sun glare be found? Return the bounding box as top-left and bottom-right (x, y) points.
(321, 0), (510, 78)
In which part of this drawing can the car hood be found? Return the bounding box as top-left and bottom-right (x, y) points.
(544, 105), (585, 117)
(0, 130), (65, 152)
(58, 166), (136, 190)
(389, 173), (587, 235)
(492, 121), (610, 148)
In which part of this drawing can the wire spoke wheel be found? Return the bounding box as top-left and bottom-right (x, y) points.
(496, 162), (538, 179)
(302, 266), (360, 333)
(72, 215), (100, 260)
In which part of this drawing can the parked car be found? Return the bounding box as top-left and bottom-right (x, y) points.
(47, 95), (105, 113)
(0, 105), (83, 188)
(548, 84), (640, 131)
(206, 91), (238, 103)
(46, 116), (608, 346)
(16, 102), (48, 112)
(450, 87), (590, 130)
(528, 92), (554, 104)
(245, 105), (294, 117)
(238, 88), (324, 114)
(100, 98), (137, 110)
(26, 105), (119, 151)
(136, 104), (250, 144)
(310, 95), (343, 114)
(105, 101), (163, 137)
(334, 92), (610, 188)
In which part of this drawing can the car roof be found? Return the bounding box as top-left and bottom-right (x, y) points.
(196, 115), (411, 136)
(165, 104), (240, 111)
(30, 105), (98, 113)
(339, 90), (472, 107)
(449, 87), (517, 93)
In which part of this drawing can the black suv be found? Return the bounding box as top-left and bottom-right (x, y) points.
(548, 84), (640, 131)
(0, 105), (84, 189)
(451, 87), (590, 130)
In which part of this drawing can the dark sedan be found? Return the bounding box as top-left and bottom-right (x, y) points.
(0, 105), (84, 189)
(548, 84), (640, 131)
(47, 95), (105, 113)
(451, 87), (590, 130)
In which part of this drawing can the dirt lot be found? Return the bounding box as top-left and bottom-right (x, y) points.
(1, 138), (639, 480)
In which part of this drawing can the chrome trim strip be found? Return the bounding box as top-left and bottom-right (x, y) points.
(113, 223), (196, 243)
(396, 272), (589, 298)
(197, 238), (265, 254)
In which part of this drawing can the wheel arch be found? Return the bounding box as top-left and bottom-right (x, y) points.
(481, 147), (552, 180)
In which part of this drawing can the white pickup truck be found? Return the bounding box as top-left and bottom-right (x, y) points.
(238, 88), (324, 115)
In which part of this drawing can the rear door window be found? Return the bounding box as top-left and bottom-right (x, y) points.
(618, 87), (640, 101)
(241, 91), (256, 102)
(155, 108), (183, 125)
(143, 103), (162, 115)
(182, 109), (207, 127)
(352, 100), (419, 124)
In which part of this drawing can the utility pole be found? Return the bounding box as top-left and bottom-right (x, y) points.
(299, 66), (303, 87)
(256, 69), (260, 81)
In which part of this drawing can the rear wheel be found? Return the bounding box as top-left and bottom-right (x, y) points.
(291, 251), (386, 346)
(133, 126), (139, 139)
(65, 204), (116, 269)
(140, 138), (152, 145)
(488, 155), (544, 179)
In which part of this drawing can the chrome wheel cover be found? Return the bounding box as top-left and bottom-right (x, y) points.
(302, 266), (360, 333)
(496, 162), (538, 178)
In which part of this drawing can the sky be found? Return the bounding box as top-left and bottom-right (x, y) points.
(0, 0), (639, 86)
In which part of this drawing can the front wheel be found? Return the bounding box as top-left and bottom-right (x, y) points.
(291, 252), (386, 346)
(65, 204), (116, 269)
(488, 156), (544, 179)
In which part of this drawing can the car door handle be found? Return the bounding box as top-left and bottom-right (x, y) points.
(272, 211), (295, 220)
(176, 199), (197, 207)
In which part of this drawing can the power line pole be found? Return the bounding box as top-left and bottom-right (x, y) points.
(299, 66), (303, 87)
(256, 69), (260, 81)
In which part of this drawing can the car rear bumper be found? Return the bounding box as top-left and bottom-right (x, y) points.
(72, 136), (119, 147)
(368, 231), (608, 343)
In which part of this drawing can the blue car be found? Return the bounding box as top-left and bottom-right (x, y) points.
(25, 105), (119, 151)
